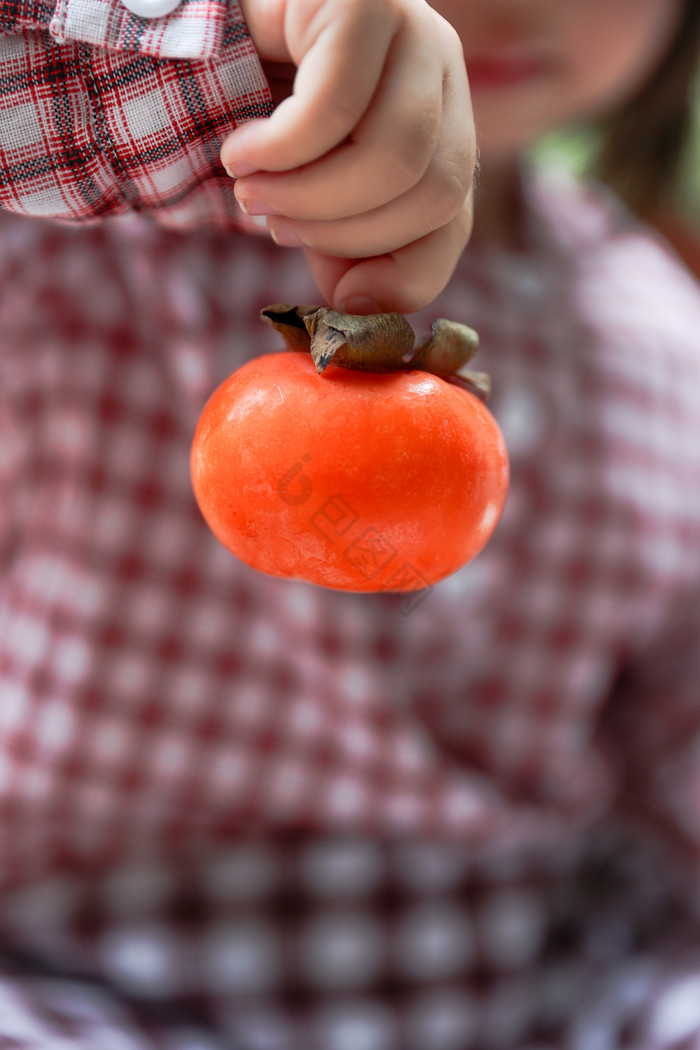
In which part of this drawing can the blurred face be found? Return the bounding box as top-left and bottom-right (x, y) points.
(435, 0), (685, 163)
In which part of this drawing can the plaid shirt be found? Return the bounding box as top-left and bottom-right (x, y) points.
(2, 4), (700, 1047)
(0, 0), (271, 225)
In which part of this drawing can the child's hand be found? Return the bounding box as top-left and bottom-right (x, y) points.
(220, 0), (475, 314)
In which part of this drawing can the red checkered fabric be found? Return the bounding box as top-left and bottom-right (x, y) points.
(0, 0), (272, 225)
(0, 169), (700, 1046)
(1, 4), (700, 1039)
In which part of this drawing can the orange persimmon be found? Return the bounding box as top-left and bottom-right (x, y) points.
(190, 317), (509, 592)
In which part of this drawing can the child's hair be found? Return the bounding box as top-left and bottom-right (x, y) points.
(595, 0), (700, 216)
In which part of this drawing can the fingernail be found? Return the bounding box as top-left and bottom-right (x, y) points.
(238, 199), (274, 216)
(243, 214), (270, 231)
(223, 160), (257, 178)
(343, 296), (379, 315)
(270, 225), (303, 248)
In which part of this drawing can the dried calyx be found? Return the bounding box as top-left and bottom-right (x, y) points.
(261, 304), (490, 399)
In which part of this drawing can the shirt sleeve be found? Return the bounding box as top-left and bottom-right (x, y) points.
(0, 0), (273, 228)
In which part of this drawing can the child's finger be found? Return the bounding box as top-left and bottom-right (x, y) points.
(232, 26), (448, 221)
(232, 98), (441, 222)
(304, 199), (474, 315)
(263, 137), (473, 259)
(220, 1), (397, 176)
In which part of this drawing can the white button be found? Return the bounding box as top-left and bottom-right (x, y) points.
(120, 0), (181, 18)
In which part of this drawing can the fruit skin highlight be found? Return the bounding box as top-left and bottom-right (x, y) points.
(190, 350), (509, 593)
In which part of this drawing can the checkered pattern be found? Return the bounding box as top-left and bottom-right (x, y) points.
(1, 85), (700, 1047)
(0, 830), (697, 1049)
(0, 0), (272, 224)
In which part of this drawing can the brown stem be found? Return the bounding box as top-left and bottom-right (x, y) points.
(261, 304), (489, 398)
(305, 309), (414, 373)
(260, 304), (316, 350)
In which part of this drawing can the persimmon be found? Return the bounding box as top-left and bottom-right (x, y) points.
(190, 306), (509, 593)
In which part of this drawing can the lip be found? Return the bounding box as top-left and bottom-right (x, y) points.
(465, 49), (551, 91)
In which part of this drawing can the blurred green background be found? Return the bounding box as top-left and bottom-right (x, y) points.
(530, 76), (700, 229)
